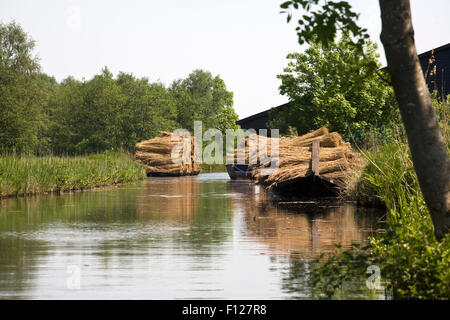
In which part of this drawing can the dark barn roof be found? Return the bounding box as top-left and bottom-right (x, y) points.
(236, 102), (291, 131)
(418, 42), (450, 100)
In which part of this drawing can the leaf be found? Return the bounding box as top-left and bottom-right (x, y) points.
(287, 13), (292, 23)
(280, 1), (292, 9)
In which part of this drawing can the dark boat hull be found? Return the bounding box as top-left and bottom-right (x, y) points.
(226, 164), (252, 180)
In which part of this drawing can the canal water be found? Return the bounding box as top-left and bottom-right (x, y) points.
(0, 173), (385, 299)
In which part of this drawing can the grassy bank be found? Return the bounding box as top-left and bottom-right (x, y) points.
(0, 151), (147, 198)
(311, 131), (450, 299)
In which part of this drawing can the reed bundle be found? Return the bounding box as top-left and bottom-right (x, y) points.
(135, 132), (200, 176)
(231, 127), (362, 189)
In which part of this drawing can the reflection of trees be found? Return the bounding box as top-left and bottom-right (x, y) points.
(240, 190), (381, 257)
(227, 180), (384, 299)
(0, 174), (384, 299)
(0, 177), (237, 298)
(0, 184), (146, 297)
(0, 197), (50, 298)
(0, 234), (46, 298)
(279, 256), (382, 299)
(136, 177), (199, 222)
(135, 176), (234, 246)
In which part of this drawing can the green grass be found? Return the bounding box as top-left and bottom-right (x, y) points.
(359, 140), (450, 299)
(312, 135), (450, 299)
(0, 151), (147, 198)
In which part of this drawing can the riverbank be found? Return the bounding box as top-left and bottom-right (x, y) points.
(0, 172), (381, 299)
(313, 133), (450, 299)
(0, 151), (147, 198)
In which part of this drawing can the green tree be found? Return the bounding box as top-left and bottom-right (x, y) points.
(116, 72), (178, 150)
(0, 22), (49, 154)
(280, 0), (449, 239)
(74, 67), (125, 153)
(47, 69), (180, 154)
(45, 76), (82, 154)
(1, 22), (239, 156)
(272, 35), (397, 139)
(170, 69), (236, 132)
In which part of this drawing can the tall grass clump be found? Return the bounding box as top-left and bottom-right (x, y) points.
(362, 140), (449, 299)
(0, 151), (147, 197)
(311, 119), (450, 299)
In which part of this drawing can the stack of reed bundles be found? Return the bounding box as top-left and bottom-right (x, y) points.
(135, 131), (200, 176)
(239, 127), (362, 189)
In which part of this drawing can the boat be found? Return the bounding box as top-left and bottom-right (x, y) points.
(226, 164), (253, 180)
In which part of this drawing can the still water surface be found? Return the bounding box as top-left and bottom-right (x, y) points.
(0, 173), (384, 299)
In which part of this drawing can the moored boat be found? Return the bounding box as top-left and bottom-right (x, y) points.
(226, 164), (253, 180)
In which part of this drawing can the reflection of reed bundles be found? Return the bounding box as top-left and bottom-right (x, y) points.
(136, 178), (199, 220)
(242, 192), (367, 257)
(135, 132), (200, 176)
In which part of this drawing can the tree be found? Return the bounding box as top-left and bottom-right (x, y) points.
(274, 35), (397, 139)
(280, 0), (449, 240)
(45, 76), (83, 154)
(116, 72), (178, 150)
(169, 69), (236, 132)
(47, 69), (180, 154)
(1, 22), (239, 156)
(0, 22), (49, 154)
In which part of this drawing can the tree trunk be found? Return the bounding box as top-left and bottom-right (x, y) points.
(379, 0), (450, 240)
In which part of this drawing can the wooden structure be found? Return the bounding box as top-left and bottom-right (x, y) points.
(236, 102), (291, 131)
(418, 42), (450, 101)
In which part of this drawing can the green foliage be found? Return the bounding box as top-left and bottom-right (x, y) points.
(0, 151), (147, 197)
(431, 93), (449, 149)
(0, 22), (239, 156)
(45, 67), (181, 155)
(278, 1), (450, 299)
(169, 69), (236, 132)
(312, 138), (450, 299)
(286, 126), (298, 136)
(0, 22), (49, 154)
(280, 0), (369, 50)
(271, 35), (398, 139)
(310, 243), (376, 299)
(371, 201), (450, 299)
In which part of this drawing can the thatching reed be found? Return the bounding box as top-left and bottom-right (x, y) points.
(232, 127), (363, 191)
(135, 132), (200, 176)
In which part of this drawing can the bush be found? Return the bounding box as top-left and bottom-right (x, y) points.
(312, 138), (450, 299)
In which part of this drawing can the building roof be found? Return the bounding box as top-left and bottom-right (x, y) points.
(418, 42), (450, 59)
(237, 42), (450, 126)
(236, 102), (291, 126)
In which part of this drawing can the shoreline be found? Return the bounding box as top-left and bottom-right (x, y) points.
(0, 179), (146, 201)
(0, 151), (147, 200)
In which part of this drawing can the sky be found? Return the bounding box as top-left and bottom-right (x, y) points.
(1, 0), (449, 119)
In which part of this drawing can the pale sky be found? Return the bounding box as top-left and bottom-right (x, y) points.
(1, 0), (449, 119)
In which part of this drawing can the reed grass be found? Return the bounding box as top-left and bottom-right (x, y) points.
(318, 124), (450, 299)
(0, 151), (147, 198)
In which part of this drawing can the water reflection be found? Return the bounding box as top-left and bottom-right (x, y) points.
(0, 173), (384, 299)
(227, 180), (384, 299)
